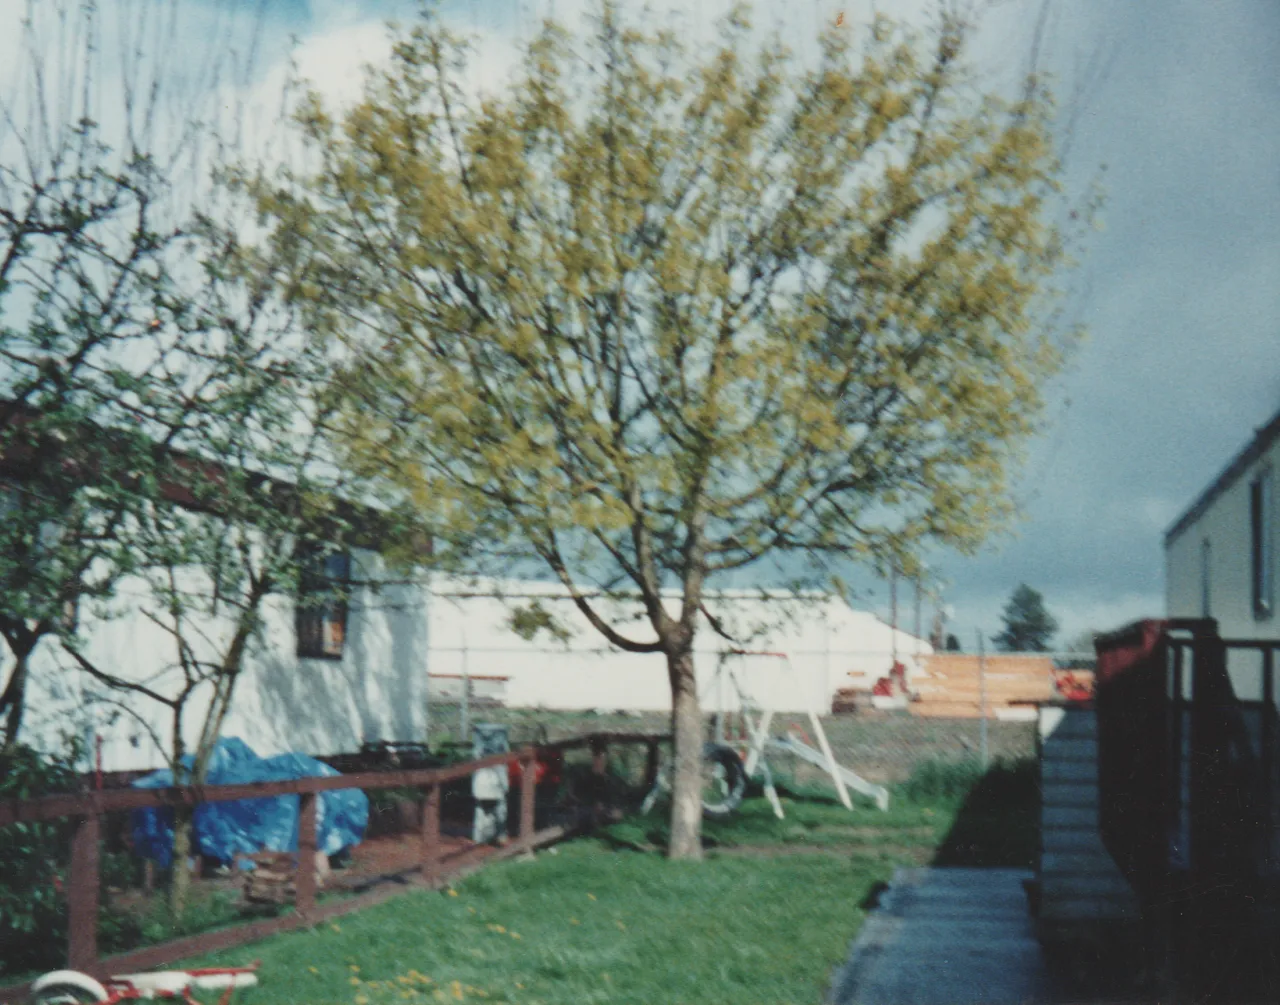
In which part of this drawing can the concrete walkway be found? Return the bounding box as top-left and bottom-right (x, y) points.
(827, 867), (1057, 1005)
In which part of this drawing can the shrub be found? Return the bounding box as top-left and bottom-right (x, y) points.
(900, 757), (987, 803)
(0, 740), (80, 976)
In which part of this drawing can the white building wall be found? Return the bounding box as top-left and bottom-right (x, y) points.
(1166, 432), (1280, 642)
(427, 578), (930, 714)
(1166, 429), (1279, 702)
(19, 548), (430, 773)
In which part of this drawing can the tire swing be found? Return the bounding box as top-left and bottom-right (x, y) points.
(699, 741), (748, 818)
(639, 741), (748, 819)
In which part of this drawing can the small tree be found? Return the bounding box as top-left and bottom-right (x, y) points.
(0, 0), (265, 749)
(61, 200), (415, 912)
(992, 583), (1058, 652)
(245, 1), (1090, 858)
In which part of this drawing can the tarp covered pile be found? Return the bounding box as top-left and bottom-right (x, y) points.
(131, 737), (368, 867)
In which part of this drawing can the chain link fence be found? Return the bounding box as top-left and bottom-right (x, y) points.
(427, 650), (1096, 793)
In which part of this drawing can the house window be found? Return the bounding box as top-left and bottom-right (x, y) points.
(1201, 538), (1211, 618)
(296, 547), (351, 659)
(1252, 469), (1273, 619)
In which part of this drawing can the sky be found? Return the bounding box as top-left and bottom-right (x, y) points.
(4, 0), (1278, 651)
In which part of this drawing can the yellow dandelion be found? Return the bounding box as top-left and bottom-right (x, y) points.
(350, 965), (361, 972)
(510, 932), (521, 940)
(308, 967), (319, 974)
(355, 996), (369, 1005)
(447, 888), (458, 897)
(587, 893), (596, 901)
(494, 925), (506, 933)
(451, 979), (464, 1000)
(515, 983), (524, 990)
(331, 924), (342, 933)
(350, 977), (362, 986)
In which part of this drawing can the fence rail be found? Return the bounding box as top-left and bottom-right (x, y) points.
(0, 732), (667, 1003)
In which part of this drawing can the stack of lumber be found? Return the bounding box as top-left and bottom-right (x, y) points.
(239, 851), (330, 905)
(910, 653), (1058, 718)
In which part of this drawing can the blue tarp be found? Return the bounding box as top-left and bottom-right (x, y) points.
(130, 737), (368, 868)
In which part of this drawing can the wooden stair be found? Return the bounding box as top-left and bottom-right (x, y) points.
(1034, 706), (1141, 944)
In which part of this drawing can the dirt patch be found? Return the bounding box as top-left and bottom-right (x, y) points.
(809, 825), (937, 840)
(710, 843), (935, 862)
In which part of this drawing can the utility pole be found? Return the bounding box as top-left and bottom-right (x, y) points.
(889, 566), (898, 662)
(913, 576), (922, 657)
(976, 629), (989, 769)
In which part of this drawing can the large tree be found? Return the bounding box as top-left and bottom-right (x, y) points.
(992, 583), (1059, 652)
(244, 0), (1087, 858)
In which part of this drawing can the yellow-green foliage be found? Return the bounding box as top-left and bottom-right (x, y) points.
(241, 0), (1086, 632)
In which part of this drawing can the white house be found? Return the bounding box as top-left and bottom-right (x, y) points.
(426, 576), (931, 715)
(12, 485), (433, 773)
(1165, 404), (1278, 705)
(20, 547), (432, 774)
(1166, 404), (1278, 639)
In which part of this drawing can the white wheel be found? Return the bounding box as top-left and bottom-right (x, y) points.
(29, 971), (108, 1004)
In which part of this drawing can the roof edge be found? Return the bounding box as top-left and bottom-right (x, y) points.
(1164, 404), (1280, 547)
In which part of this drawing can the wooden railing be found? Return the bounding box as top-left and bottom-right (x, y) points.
(1096, 620), (1280, 993)
(0, 732), (667, 1001)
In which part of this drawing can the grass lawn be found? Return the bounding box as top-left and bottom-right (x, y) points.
(174, 769), (1033, 1005)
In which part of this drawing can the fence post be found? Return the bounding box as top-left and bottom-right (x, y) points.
(590, 737), (608, 828)
(519, 749), (537, 845)
(296, 792), (318, 920)
(1263, 646), (1275, 841)
(645, 738), (660, 792)
(421, 783), (441, 887)
(68, 806), (101, 970)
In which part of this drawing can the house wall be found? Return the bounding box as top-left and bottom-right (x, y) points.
(1166, 429), (1279, 701)
(19, 547), (430, 773)
(1166, 432), (1279, 641)
(426, 579), (931, 714)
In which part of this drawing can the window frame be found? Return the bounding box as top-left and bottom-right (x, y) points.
(296, 545), (352, 660)
(1251, 467), (1274, 619)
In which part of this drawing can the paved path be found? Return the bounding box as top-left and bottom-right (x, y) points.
(827, 867), (1057, 1005)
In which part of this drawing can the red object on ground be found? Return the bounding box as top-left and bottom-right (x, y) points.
(507, 747), (564, 789)
(1054, 673), (1093, 702)
(871, 660), (908, 697)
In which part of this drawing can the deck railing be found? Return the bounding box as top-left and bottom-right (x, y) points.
(0, 732), (666, 1002)
(1095, 619), (1280, 990)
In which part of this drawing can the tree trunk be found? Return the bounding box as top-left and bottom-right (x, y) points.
(170, 803), (194, 917)
(667, 648), (703, 860)
(0, 645), (34, 751)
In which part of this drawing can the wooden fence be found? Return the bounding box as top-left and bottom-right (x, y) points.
(0, 732), (666, 1002)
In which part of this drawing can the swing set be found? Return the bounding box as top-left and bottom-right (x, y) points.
(642, 649), (889, 820)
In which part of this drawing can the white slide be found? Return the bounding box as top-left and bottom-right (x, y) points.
(768, 733), (890, 811)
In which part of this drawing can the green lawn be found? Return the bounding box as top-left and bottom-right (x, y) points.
(169, 760), (1038, 1005)
(175, 793), (958, 1005)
